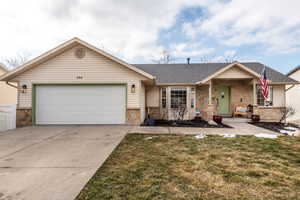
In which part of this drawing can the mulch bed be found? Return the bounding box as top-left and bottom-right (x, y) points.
(143, 118), (232, 128)
(250, 122), (299, 133)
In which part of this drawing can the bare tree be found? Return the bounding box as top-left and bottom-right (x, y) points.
(2, 52), (31, 69)
(172, 105), (187, 121)
(152, 50), (175, 64)
(199, 54), (238, 63)
(280, 107), (296, 123)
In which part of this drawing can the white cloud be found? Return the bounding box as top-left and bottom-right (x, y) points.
(0, 0), (212, 63)
(171, 42), (214, 58)
(183, 0), (300, 54)
(225, 50), (236, 58)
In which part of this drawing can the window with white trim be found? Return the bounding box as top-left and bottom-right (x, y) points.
(161, 88), (167, 108)
(191, 87), (195, 108)
(256, 85), (273, 106)
(170, 88), (187, 108)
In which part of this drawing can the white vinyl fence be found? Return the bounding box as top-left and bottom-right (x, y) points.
(0, 104), (16, 132)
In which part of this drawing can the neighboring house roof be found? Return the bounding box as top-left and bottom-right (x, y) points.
(134, 62), (298, 84)
(0, 37), (155, 81)
(287, 65), (300, 76)
(0, 63), (8, 73)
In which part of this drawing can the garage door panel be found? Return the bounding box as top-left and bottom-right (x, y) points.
(35, 85), (126, 124)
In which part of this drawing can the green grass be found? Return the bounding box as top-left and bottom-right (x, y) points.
(76, 134), (300, 200)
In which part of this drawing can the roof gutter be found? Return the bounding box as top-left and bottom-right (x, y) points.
(156, 83), (197, 86)
(6, 81), (18, 89)
(285, 84), (296, 92)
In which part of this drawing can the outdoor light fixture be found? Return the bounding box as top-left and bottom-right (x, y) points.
(131, 84), (136, 93)
(21, 84), (27, 93)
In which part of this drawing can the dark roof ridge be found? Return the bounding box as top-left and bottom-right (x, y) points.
(287, 65), (300, 76)
(132, 62), (262, 65)
(134, 62), (297, 84)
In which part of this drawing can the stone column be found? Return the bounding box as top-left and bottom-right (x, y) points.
(16, 108), (32, 127)
(206, 104), (216, 120)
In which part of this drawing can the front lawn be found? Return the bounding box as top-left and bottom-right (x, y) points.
(77, 134), (300, 200)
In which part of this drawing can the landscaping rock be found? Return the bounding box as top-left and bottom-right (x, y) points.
(208, 120), (218, 126)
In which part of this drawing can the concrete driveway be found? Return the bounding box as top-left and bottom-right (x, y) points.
(0, 125), (130, 200)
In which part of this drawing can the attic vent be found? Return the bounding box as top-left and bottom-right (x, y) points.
(75, 48), (86, 59)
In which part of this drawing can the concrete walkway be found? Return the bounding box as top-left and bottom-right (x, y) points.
(0, 125), (130, 200)
(129, 119), (278, 135)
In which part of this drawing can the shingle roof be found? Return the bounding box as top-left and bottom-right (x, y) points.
(0, 63), (8, 72)
(134, 62), (297, 84)
(287, 65), (300, 76)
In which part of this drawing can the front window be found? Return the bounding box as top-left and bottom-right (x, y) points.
(257, 85), (273, 106)
(170, 88), (187, 108)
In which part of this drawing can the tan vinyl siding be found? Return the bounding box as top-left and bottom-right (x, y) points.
(287, 70), (300, 121)
(146, 86), (160, 107)
(272, 85), (285, 107)
(12, 45), (148, 109)
(0, 69), (17, 104)
(215, 67), (254, 79)
(140, 82), (146, 122)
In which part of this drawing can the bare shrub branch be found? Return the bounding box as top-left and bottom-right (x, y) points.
(2, 52), (31, 69)
(172, 105), (187, 121)
(152, 50), (176, 64)
(280, 107), (296, 123)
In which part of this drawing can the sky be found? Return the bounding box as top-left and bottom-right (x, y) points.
(1, 0), (300, 74)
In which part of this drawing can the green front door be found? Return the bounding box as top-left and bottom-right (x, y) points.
(218, 86), (230, 115)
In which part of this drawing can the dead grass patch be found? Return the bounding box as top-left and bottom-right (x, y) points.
(77, 134), (300, 200)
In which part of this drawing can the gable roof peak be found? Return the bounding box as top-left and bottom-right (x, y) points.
(0, 37), (155, 81)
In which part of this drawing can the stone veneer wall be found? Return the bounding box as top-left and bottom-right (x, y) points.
(253, 107), (285, 122)
(126, 109), (141, 125)
(147, 107), (161, 119)
(16, 108), (32, 127)
(17, 108), (142, 126)
(147, 107), (168, 120)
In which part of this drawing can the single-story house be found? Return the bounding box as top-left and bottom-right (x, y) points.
(0, 64), (17, 105)
(286, 66), (300, 122)
(0, 38), (297, 126)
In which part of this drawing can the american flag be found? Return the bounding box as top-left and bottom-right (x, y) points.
(260, 66), (269, 100)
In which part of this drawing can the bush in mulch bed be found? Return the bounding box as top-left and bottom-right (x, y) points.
(143, 117), (232, 128)
(249, 122), (299, 133)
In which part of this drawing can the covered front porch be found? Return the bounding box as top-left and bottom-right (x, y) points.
(198, 78), (286, 122)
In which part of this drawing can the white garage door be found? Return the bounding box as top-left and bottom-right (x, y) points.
(35, 85), (126, 125)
